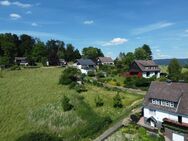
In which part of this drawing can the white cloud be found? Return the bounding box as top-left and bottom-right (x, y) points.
(31, 22), (38, 27)
(0, 0), (11, 6)
(0, 0), (32, 8)
(12, 1), (31, 8)
(155, 49), (171, 59)
(102, 37), (128, 46)
(10, 13), (21, 20)
(83, 20), (94, 25)
(132, 21), (174, 35)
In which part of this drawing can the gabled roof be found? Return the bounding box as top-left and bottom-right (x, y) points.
(144, 81), (188, 115)
(133, 60), (160, 72)
(15, 57), (27, 60)
(98, 57), (113, 63)
(76, 59), (95, 66)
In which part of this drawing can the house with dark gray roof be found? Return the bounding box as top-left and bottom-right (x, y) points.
(15, 57), (28, 66)
(97, 57), (114, 65)
(129, 60), (160, 78)
(73, 59), (96, 74)
(143, 81), (188, 141)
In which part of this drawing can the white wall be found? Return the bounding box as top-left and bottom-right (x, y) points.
(144, 108), (178, 122)
(80, 69), (88, 74)
(172, 133), (184, 141)
(182, 117), (188, 123)
(142, 72), (160, 78)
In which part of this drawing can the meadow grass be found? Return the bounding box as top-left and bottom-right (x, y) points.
(160, 65), (188, 73)
(0, 68), (143, 141)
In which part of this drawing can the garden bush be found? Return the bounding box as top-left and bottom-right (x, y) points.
(157, 76), (168, 82)
(75, 84), (87, 93)
(95, 96), (104, 107)
(87, 71), (95, 77)
(113, 93), (123, 108)
(124, 76), (155, 88)
(96, 71), (106, 78)
(130, 113), (141, 123)
(61, 96), (73, 112)
(59, 67), (81, 85)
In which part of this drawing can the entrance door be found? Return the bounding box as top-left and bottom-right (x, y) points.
(150, 121), (155, 127)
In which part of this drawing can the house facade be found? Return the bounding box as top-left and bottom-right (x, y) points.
(59, 59), (67, 67)
(143, 82), (188, 141)
(97, 57), (114, 65)
(73, 59), (96, 74)
(15, 57), (28, 66)
(129, 60), (160, 78)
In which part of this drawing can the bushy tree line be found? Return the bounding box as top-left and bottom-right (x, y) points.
(0, 33), (82, 66)
(114, 44), (152, 73)
(0, 33), (105, 67)
(168, 58), (188, 82)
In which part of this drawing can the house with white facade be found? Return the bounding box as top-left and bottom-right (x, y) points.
(129, 60), (160, 78)
(97, 57), (114, 65)
(73, 59), (96, 75)
(143, 81), (188, 141)
(15, 57), (28, 66)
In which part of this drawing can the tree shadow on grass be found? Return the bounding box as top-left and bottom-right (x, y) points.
(73, 96), (112, 139)
(16, 132), (63, 141)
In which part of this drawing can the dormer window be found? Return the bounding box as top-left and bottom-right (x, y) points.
(151, 99), (175, 108)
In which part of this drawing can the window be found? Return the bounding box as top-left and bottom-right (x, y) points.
(151, 99), (175, 108)
(152, 99), (160, 105)
(149, 109), (156, 116)
(178, 116), (182, 123)
(170, 102), (175, 108)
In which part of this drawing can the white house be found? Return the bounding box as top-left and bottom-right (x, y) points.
(129, 60), (160, 78)
(15, 57), (28, 66)
(73, 59), (96, 75)
(143, 81), (188, 141)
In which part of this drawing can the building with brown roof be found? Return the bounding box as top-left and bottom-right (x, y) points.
(143, 81), (188, 141)
(129, 60), (160, 78)
(97, 57), (114, 65)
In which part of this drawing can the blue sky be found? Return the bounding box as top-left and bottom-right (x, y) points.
(0, 0), (188, 59)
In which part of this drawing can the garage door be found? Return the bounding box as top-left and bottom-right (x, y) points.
(173, 133), (184, 141)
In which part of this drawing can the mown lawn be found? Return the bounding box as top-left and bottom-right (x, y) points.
(0, 68), (143, 141)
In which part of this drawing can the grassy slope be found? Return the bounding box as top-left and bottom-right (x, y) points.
(0, 68), (64, 141)
(160, 65), (188, 73)
(0, 68), (142, 141)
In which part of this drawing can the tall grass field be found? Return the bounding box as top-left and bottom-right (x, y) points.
(0, 68), (143, 141)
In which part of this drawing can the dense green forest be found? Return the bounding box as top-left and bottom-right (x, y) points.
(0, 33), (105, 66)
(0, 33), (152, 67)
